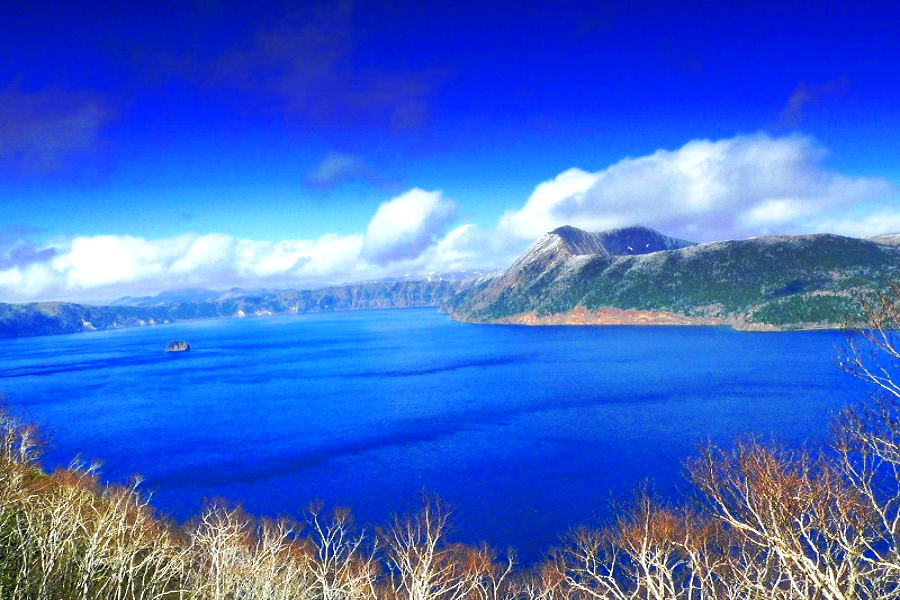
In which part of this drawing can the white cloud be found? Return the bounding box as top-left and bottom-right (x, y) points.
(305, 152), (368, 188)
(809, 210), (900, 239)
(170, 233), (236, 275)
(362, 188), (456, 265)
(0, 188), (455, 302)
(428, 224), (482, 268)
(2, 133), (898, 303)
(0, 231), (370, 302)
(498, 133), (896, 242)
(236, 234), (364, 278)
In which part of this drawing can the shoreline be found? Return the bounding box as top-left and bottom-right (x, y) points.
(447, 305), (847, 332)
(0, 302), (850, 340)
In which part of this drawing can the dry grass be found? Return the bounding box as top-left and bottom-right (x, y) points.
(3, 287), (900, 599)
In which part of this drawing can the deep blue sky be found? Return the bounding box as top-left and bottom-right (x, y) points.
(2, 0), (898, 241)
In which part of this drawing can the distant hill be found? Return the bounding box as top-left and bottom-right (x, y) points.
(0, 280), (464, 339)
(108, 271), (499, 308)
(4, 227), (899, 338)
(445, 225), (900, 330)
(109, 288), (256, 307)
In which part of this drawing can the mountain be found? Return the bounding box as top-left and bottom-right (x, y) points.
(5, 226), (898, 338)
(0, 280), (465, 339)
(592, 225), (695, 255)
(110, 288), (249, 307)
(869, 233), (900, 247)
(111, 273), (499, 308)
(445, 225), (900, 330)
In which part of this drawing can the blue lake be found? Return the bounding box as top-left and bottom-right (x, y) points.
(0, 308), (867, 561)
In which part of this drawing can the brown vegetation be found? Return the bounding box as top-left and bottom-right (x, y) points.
(2, 285), (900, 598)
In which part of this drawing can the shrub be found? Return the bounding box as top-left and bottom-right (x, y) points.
(3, 286), (900, 599)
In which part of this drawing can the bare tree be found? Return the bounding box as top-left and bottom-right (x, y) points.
(382, 497), (489, 600)
(687, 439), (880, 598)
(833, 284), (900, 595)
(551, 490), (731, 600)
(304, 503), (379, 600)
(5, 286), (900, 599)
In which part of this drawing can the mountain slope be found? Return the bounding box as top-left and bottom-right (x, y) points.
(0, 280), (463, 339)
(455, 225), (696, 319)
(593, 225), (695, 255)
(446, 226), (900, 329)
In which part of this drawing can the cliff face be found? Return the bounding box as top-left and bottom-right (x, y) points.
(446, 226), (900, 329)
(0, 280), (464, 339)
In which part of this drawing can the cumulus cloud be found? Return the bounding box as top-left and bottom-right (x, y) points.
(498, 133), (897, 242)
(362, 188), (456, 265)
(2, 133), (899, 303)
(0, 188), (456, 302)
(0, 232), (368, 303)
(810, 210), (900, 240)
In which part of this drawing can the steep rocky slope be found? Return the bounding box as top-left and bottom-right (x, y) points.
(446, 226), (900, 329)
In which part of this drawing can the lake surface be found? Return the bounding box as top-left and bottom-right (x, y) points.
(0, 308), (867, 561)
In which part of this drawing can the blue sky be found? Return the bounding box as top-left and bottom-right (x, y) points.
(1, 0), (899, 301)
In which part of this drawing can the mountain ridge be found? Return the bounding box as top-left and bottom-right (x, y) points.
(0, 280), (465, 339)
(445, 225), (900, 330)
(2, 225), (899, 338)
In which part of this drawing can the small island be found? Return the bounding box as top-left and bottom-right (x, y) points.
(165, 340), (190, 352)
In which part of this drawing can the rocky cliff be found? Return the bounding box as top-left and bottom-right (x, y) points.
(445, 225), (900, 330)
